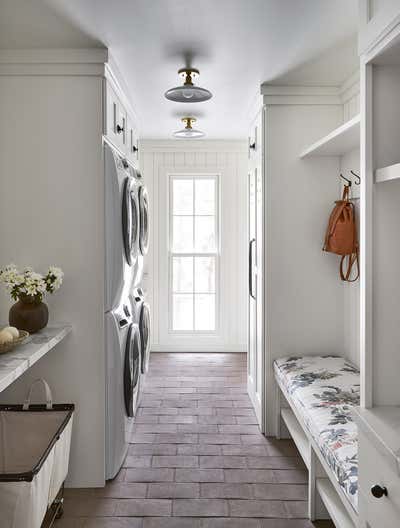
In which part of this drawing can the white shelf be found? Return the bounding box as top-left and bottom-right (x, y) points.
(375, 162), (400, 183)
(0, 324), (72, 393)
(316, 478), (356, 528)
(300, 115), (360, 158)
(281, 407), (310, 468)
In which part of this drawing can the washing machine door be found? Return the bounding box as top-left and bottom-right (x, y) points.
(122, 177), (139, 266)
(124, 324), (141, 417)
(139, 302), (151, 373)
(139, 185), (149, 255)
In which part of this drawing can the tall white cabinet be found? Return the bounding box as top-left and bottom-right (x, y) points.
(355, 3), (400, 527)
(0, 49), (139, 487)
(247, 104), (264, 430)
(247, 83), (358, 436)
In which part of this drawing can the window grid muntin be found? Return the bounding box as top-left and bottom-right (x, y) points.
(169, 174), (219, 334)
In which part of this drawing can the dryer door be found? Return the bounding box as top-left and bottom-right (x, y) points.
(139, 302), (151, 373)
(122, 177), (140, 266)
(139, 185), (149, 255)
(124, 324), (141, 417)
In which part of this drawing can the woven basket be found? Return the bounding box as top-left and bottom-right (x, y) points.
(0, 330), (29, 354)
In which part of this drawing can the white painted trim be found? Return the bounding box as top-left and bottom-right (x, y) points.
(261, 85), (340, 96)
(0, 48), (108, 64)
(245, 89), (264, 126)
(0, 63), (106, 76)
(140, 139), (247, 153)
(360, 60), (373, 408)
(339, 71), (360, 105)
(261, 78), (360, 107)
(168, 173), (220, 335)
(362, 17), (400, 64)
(151, 345), (246, 353)
(105, 58), (140, 128)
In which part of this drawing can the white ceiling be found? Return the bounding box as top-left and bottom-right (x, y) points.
(0, 0), (359, 139)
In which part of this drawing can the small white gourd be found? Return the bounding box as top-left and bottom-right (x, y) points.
(3, 326), (19, 339)
(0, 329), (13, 344)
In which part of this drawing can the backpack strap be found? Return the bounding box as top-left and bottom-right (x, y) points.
(340, 251), (359, 282)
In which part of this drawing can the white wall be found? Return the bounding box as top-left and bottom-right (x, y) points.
(263, 102), (347, 434)
(340, 148), (361, 367)
(140, 140), (248, 352)
(0, 75), (105, 487)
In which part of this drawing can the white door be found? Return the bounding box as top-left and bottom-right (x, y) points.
(247, 112), (265, 431)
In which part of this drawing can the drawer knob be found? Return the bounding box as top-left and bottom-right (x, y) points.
(371, 484), (388, 498)
(116, 124), (124, 134)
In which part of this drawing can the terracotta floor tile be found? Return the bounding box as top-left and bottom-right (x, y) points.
(64, 353), (334, 528)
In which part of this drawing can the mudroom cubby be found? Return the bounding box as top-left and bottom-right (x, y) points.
(361, 28), (400, 408)
(251, 71), (362, 526)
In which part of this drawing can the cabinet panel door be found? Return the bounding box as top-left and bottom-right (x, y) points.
(127, 114), (139, 165)
(105, 83), (127, 153)
(247, 112), (264, 431)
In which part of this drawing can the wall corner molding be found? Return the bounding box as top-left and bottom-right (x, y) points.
(139, 139), (248, 153)
(260, 83), (342, 105)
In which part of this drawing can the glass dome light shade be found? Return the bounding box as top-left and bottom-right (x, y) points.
(173, 116), (205, 138)
(165, 84), (212, 103)
(173, 127), (205, 138)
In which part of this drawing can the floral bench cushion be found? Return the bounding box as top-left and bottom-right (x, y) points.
(274, 355), (359, 512)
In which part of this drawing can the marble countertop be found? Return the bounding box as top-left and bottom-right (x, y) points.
(353, 406), (400, 475)
(0, 324), (72, 393)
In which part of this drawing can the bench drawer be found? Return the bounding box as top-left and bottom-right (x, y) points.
(358, 430), (400, 528)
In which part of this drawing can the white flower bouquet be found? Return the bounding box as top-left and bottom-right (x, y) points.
(0, 264), (64, 303)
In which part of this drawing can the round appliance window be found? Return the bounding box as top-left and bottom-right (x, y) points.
(139, 302), (151, 373)
(139, 186), (149, 255)
(124, 324), (141, 417)
(122, 178), (139, 265)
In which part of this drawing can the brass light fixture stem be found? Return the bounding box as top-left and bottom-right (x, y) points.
(181, 117), (196, 129)
(178, 68), (199, 87)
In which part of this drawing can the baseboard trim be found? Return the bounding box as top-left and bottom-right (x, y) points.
(151, 346), (246, 353)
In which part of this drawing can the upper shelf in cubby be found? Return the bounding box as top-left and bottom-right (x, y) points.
(375, 163), (400, 183)
(300, 114), (360, 158)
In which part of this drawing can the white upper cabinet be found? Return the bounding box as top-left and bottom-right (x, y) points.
(105, 82), (126, 152)
(104, 79), (139, 165)
(126, 114), (139, 165)
(359, 0), (400, 55)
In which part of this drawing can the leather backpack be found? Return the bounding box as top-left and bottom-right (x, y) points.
(323, 185), (359, 282)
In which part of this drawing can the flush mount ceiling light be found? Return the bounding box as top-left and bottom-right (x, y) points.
(173, 117), (205, 138)
(165, 68), (212, 103)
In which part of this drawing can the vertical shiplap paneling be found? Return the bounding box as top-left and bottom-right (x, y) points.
(185, 152), (196, 166)
(195, 151), (207, 166)
(141, 141), (247, 352)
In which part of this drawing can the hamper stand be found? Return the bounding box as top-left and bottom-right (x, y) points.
(0, 379), (74, 528)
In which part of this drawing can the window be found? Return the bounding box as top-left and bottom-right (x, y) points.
(169, 175), (219, 332)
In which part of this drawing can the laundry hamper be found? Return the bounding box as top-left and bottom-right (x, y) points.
(0, 379), (74, 528)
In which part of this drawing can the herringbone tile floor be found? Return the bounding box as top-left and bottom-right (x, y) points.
(60, 353), (334, 527)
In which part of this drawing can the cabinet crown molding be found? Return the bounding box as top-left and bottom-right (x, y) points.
(0, 48), (108, 64)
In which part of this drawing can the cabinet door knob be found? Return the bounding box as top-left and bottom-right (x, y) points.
(132, 145), (138, 153)
(249, 142), (256, 150)
(117, 124), (124, 134)
(371, 484), (388, 498)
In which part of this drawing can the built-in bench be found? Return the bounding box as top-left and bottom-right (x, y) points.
(274, 356), (359, 528)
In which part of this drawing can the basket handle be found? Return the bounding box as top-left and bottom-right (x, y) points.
(23, 378), (53, 410)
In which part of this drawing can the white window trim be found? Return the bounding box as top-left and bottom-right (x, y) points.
(168, 173), (220, 336)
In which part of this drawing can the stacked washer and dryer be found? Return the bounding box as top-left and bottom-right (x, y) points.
(104, 142), (151, 480)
